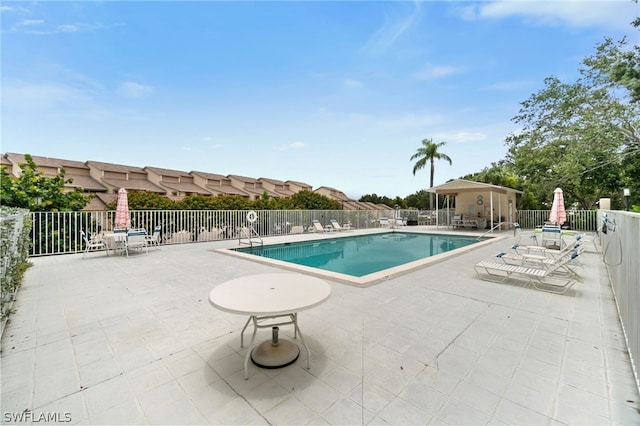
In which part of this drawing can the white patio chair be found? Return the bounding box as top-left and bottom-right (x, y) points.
(126, 229), (148, 256)
(146, 225), (162, 249)
(80, 231), (108, 259)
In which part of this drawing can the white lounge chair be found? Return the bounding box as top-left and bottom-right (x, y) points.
(474, 250), (582, 294)
(379, 218), (391, 228)
(80, 231), (108, 259)
(310, 219), (326, 233)
(330, 219), (345, 231)
(495, 244), (583, 281)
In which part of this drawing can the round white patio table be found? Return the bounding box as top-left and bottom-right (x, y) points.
(209, 273), (331, 379)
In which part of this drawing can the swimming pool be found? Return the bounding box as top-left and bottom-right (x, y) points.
(222, 230), (497, 286)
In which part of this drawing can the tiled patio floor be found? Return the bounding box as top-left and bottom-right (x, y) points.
(1, 228), (639, 425)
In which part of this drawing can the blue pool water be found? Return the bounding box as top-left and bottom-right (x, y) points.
(233, 232), (485, 277)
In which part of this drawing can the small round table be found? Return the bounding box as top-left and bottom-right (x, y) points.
(209, 273), (331, 379)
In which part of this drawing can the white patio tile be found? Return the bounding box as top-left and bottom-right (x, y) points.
(78, 357), (123, 388)
(320, 397), (364, 425)
(435, 398), (491, 425)
(491, 398), (554, 425)
(206, 396), (266, 425)
(295, 377), (343, 414)
(89, 399), (146, 425)
(264, 396), (319, 425)
(349, 381), (395, 416)
(243, 379), (291, 413)
(126, 361), (175, 394)
(450, 379), (501, 416)
(318, 365), (362, 395)
(83, 374), (135, 416)
(2, 231), (638, 425)
(377, 396), (432, 425)
(36, 391), (88, 425)
(398, 380), (448, 417)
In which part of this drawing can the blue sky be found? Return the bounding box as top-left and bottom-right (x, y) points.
(1, 1), (637, 199)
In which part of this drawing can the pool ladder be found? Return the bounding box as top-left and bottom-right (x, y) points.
(238, 224), (263, 247)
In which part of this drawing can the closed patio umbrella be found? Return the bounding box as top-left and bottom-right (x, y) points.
(548, 187), (566, 225)
(114, 188), (131, 229)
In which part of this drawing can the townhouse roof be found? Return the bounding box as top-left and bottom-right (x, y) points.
(5, 153), (107, 191)
(86, 160), (147, 173)
(144, 166), (212, 195)
(285, 180), (312, 189)
(190, 171), (228, 180)
(101, 178), (166, 193)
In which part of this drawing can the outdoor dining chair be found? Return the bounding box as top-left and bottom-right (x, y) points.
(80, 231), (108, 259)
(145, 226), (161, 249)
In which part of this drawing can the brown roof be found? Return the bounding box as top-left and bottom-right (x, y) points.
(259, 177), (286, 185)
(285, 179), (312, 189)
(101, 178), (165, 193)
(207, 185), (250, 197)
(5, 152), (87, 169)
(190, 171), (228, 180)
(228, 174), (259, 183)
(87, 160), (146, 173)
(144, 166), (191, 177)
(241, 186), (280, 198)
(159, 181), (212, 195)
(5, 152), (107, 191)
(65, 175), (108, 192)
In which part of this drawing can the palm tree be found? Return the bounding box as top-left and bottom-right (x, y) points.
(411, 138), (453, 210)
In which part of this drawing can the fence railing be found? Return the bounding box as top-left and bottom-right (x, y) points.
(29, 209), (409, 256)
(27, 208), (601, 257)
(515, 209), (599, 231)
(599, 210), (640, 394)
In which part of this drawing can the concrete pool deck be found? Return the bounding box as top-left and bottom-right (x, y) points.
(1, 227), (639, 425)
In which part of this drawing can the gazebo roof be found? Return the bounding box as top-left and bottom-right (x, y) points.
(427, 179), (523, 195)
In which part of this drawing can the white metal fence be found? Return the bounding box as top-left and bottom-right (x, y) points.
(27, 208), (601, 257)
(599, 210), (640, 394)
(29, 209), (407, 256)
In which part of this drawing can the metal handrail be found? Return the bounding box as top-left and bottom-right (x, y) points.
(238, 225), (263, 247)
(476, 221), (519, 240)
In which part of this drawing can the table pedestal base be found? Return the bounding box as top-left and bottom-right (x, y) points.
(251, 339), (300, 369)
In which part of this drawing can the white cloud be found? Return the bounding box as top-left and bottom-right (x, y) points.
(2, 81), (92, 110)
(343, 78), (364, 89)
(360, 1), (423, 56)
(290, 142), (308, 149)
(273, 142), (309, 151)
(118, 81), (155, 99)
(16, 19), (44, 27)
(413, 65), (464, 80)
(460, 1), (636, 31)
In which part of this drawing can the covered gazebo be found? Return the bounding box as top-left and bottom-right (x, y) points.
(427, 179), (523, 231)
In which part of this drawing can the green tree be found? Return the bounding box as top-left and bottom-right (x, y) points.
(404, 190), (431, 210)
(505, 34), (640, 210)
(0, 154), (90, 211)
(359, 193), (395, 207)
(289, 190), (342, 210)
(410, 138), (452, 210)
